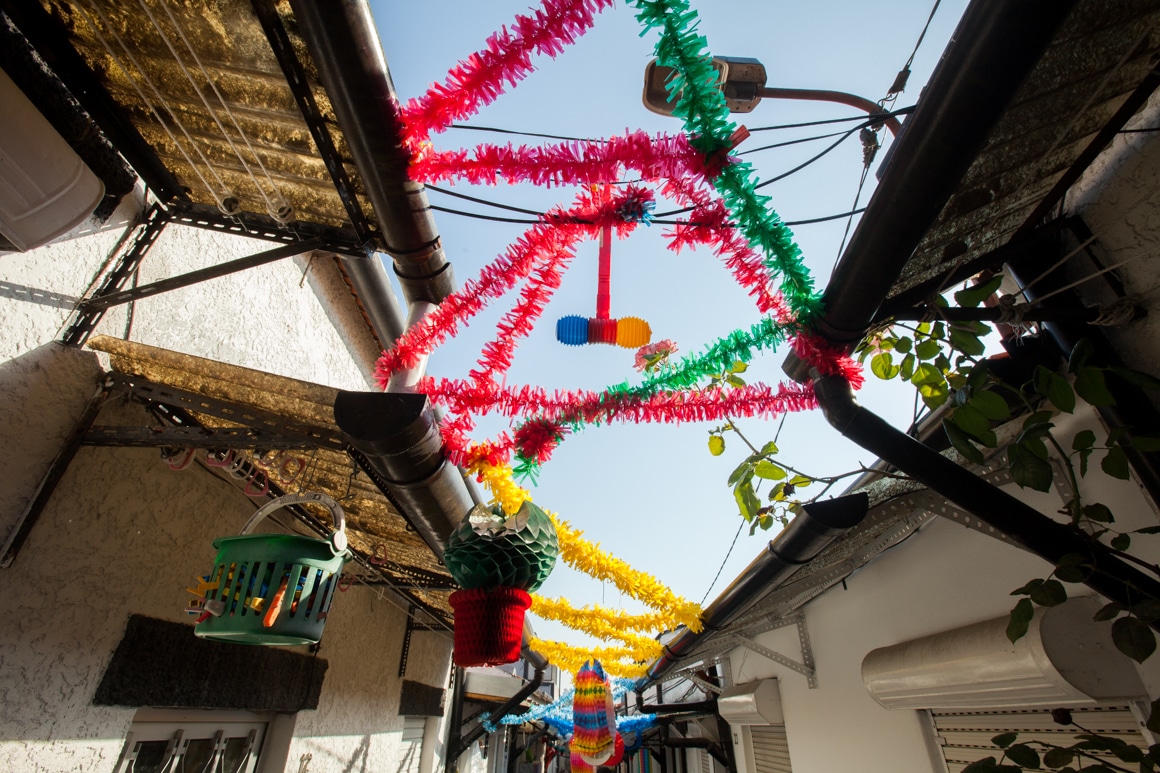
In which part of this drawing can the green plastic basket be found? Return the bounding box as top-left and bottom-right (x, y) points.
(195, 492), (349, 646)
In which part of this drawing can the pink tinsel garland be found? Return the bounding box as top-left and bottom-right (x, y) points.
(409, 131), (707, 188)
(401, 0), (615, 144)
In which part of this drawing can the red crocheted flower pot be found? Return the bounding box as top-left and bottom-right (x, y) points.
(449, 586), (532, 667)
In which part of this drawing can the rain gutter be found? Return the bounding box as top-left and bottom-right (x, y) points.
(638, 494), (869, 687)
(287, 0), (454, 307)
(779, 0), (1160, 625)
(781, 0), (1079, 365)
(292, 0), (549, 671)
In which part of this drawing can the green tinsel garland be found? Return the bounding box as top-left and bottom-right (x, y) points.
(631, 0), (822, 321)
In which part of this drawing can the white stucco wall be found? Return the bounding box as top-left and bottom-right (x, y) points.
(723, 407), (1160, 773)
(0, 203), (451, 772)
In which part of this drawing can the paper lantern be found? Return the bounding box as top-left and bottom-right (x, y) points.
(573, 661), (617, 764)
(443, 501), (558, 592)
(448, 586), (532, 667)
(443, 500), (559, 667)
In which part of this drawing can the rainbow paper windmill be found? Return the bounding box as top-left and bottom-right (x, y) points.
(557, 219), (651, 349)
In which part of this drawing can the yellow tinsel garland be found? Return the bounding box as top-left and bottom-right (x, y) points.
(467, 458), (530, 516)
(528, 638), (651, 679)
(548, 513), (704, 633)
(530, 595), (677, 634)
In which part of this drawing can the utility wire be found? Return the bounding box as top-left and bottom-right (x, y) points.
(426, 201), (867, 228)
(701, 519), (744, 606)
(443, 106), (915, 145)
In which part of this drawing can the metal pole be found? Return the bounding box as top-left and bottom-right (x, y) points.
(756, 87), (901, 136)
(77, 238), (323, 312)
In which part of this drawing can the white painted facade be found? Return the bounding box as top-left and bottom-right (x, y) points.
(0, 195), (453, 772)
(713, 97), (1160, 773)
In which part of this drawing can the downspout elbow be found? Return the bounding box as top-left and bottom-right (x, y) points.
(812, 374), (860, 434)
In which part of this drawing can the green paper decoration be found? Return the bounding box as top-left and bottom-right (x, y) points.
(444, 501), (559, 592)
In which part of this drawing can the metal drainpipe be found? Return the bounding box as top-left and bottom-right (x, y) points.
(811, 374), (1160, 627)
(781, 0), (1077, 375)
(289, 0), (454, 305)
(636, 493), (868, 687)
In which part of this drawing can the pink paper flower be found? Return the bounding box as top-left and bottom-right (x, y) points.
(633, 340), (678, 373)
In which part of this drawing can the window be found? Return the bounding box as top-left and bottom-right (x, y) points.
(113, 709), (282, 773)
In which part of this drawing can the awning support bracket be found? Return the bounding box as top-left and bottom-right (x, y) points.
(730, 614), (817, 689)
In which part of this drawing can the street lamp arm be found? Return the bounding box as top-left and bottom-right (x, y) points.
(756, 87), (902, 136)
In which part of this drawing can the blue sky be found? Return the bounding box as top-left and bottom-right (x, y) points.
(373, 0), (969, 657)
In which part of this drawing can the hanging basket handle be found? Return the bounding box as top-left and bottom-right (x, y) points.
(239, 492), (348, 556)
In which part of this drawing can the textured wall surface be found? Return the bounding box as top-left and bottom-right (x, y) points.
(0, 209), (446, 772)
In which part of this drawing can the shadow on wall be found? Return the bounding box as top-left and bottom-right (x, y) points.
(0, 342), (102, 541)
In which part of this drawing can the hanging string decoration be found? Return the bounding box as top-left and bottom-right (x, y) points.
(557, 189), (655, 349)
(572, 660), (618, 764)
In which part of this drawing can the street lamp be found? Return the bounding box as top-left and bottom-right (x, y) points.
(642, 56), (901, 137)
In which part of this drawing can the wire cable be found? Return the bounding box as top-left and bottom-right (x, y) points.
(443, 106), (916, 144)
(700, 519), (744, 606)
(425, 201), (867, 228)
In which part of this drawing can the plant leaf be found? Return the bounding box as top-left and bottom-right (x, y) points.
(754, 460), (787, 480)
(1082, 503), (1114, 523)
(971, 390), (1011, 421)
(1005, 743), (1041, 769)
(1075, 367), (1116, 406)
(952, 404), (999, 446)
(1042, 747), (1074, 768)
(900, 353), (916, 381)
(1148, 697), (1160, 734)
(992, 733), (1019, 749)
(950, 327), (986, 357)
(915, 339), (941, 360)
(734, 481), (760, 521)
(1068, 338), (1094, 374)
(1101, 446), (1130, 480)
(709, 435), (726, 457)
(1010, 443), (1054, 492)
(1029, 579), (1067, 607)
(1111, 616), (1156, 663)
(946, 422), (985, 464)
(1007, 598), (1035, 643)
(1072, 430), (1096, 451)
(1093, 602), (1124, 622)
(955, 276), (1004, 308)
(1110, 533), (1131, 551)
(1035, 366), (1076, 413)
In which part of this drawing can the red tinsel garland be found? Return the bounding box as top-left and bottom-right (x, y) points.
(422, 377), (818, 430)
(401, 0), (615, 144)
(409, 131), (706, 188)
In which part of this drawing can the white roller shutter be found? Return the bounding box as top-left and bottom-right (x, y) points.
(932, 705), (1148, 773)
(747, 725), (792, 773)
(400, 716), (426, 773)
